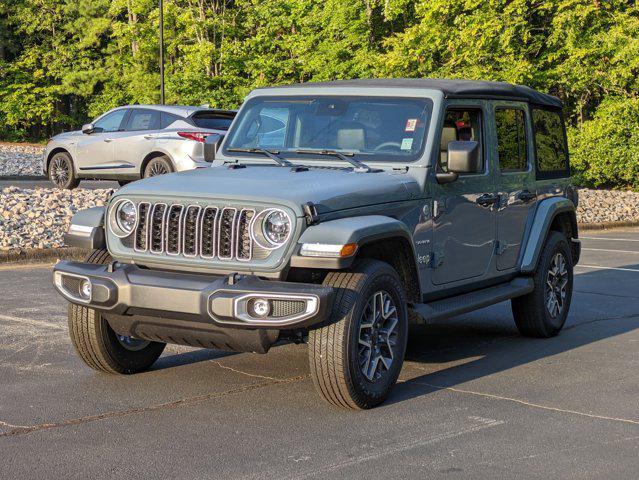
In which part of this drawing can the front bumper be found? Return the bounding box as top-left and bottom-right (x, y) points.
(53, 260), (333, 330)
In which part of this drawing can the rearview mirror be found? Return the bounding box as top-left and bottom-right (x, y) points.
(447, 141), (481, 174)
(203, 133), (223, 162)
(81, 123), (95, 134)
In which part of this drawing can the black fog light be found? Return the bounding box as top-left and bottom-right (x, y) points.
(248, 298), (271, 318)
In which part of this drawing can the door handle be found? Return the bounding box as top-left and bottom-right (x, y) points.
(103, 138), (113, 143)
(517, 190), (537, 203)
(143, 135), (155, 140)
(476, 193), (499, 207)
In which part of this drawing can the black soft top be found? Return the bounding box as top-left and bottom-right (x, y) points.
(261, 78), (562, 109)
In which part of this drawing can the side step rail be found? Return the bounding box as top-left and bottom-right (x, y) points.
(413, 277), (534, 323)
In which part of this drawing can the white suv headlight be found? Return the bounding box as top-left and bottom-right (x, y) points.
(110, 199), (138, 238)
(251, 208), (292, 250)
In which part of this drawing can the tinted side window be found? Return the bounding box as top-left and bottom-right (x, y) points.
(438, 109), (483, 173)
(533, 109), (568, 174)
(495, 108), (528, 171)
(126, 109), (161, 131)
(160, 112), (182, 128)
(93, 109), (127, 133)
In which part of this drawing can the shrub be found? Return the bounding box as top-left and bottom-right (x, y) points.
(569, 97), (639, 190)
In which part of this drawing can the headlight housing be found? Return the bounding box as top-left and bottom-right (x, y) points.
(251, 208), (292, 250)
(110, 199), (137, 238)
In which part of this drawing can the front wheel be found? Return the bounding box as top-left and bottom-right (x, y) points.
(68, 249), (166, 374)
(308, 259), (408, 409)
(512, 231), (574, 338)
(48, 151), (79, 189)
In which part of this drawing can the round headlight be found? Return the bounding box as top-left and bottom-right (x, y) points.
(113, 200), (137, 237)
(262, 209), (291, 247)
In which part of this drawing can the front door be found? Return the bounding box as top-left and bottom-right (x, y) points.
(431, 103), (497, 286)
(76, 109), (128, 172)
(493, 103), (538, 271)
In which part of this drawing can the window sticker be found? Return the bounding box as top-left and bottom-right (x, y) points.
(405, 119), (418, 132)
(400, 138), (414, 150)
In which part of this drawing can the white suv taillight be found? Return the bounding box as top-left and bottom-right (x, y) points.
(177, 131), (210, 142)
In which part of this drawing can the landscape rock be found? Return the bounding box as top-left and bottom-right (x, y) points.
(0, 144), (45, 176)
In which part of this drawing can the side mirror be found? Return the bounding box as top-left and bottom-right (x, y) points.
(447, 141), (481, 173)
(81, 123), (95, 134)
(204, 133), (223, 162)
(436, 141), (481, 184)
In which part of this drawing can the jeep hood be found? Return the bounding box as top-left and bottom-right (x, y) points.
(118, 165), (420, 216)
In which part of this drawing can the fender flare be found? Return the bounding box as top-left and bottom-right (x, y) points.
(519, 197), (577, 274)
(290, 215), (417, 269)
(63, 206), (106, 250)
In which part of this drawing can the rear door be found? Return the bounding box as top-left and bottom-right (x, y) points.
(75, 109), (128, 172)
(493, 102), (537, 271)
(430, 102), (498, 286)
(114, 108), (163, 175)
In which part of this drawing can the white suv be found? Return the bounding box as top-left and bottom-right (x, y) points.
(43, 105), (235, 189)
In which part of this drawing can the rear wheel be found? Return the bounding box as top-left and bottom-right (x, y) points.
(308, 259), (408, 409)
(68, 249), (166, 374)
(512, 231), (573, 338)
(143, 156), (174, 178)
(48, 151), (79, 189)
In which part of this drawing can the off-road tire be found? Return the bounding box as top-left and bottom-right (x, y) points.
(48, 151), (79, 189)
(512, 231), (573, 338)
(308, 259), (408, 409)
(143, 156), (174, 178)
(68, 249), (166, 374)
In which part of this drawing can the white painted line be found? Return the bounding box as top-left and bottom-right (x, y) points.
(582, 248), (639, 254)
(582, 236), (639, 242)
(576, 264), (639, 273)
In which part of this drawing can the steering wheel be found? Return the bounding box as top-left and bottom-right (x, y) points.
(374, 141), (403, 152)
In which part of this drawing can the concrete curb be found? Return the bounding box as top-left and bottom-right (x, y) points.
(578, 220), (639, 231)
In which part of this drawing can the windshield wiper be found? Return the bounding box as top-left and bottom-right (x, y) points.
(294, 149), (371, 172)
(226, 147), (292, 167)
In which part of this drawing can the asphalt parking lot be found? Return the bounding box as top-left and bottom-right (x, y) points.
(1, 229), (638, 479)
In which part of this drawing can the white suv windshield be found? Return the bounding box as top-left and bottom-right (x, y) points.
(224, 96), (433, 162)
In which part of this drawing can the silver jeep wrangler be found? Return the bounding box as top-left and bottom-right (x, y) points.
(53, 79), (580, 409)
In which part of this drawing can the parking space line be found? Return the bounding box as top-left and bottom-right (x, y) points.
(582, 236), (639, 242)
(582, 248), (639, 254)
(576, 265), (639, 273)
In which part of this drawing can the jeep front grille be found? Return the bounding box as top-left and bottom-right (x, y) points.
(133, 202), (261, 262)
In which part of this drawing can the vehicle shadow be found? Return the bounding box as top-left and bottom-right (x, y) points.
(151, 346), (237, 370)
(387, 264), (639, 405)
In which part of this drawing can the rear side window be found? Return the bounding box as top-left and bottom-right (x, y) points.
(191, 112), (235, 131)
(126, 109), (161, 131)
(532, 109), (568, 176)
(495, 108), (528, 171)
(161, 112), (182, 128)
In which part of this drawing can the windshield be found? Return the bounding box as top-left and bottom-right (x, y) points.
(223, 96), (433, 162)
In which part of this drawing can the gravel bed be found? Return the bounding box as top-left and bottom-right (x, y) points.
(0, 187), (111, 252)
(576, 188), (639, 225)
(0, 144), (45, 176)
(0, 187), (637, 254)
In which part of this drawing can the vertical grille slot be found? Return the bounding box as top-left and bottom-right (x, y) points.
(182, 206), (201, 257)
(200, 207), (218, 258)
(165, 205), (184, 255)
(217, 208), (237, 260)
(150, 203), (167, 253)
(134, 202), (150, 251)
(236, 209), (255, 261)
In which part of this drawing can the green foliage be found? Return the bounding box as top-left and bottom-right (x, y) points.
(569, 97), (639, 190)
(0, 0), (638, 188)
